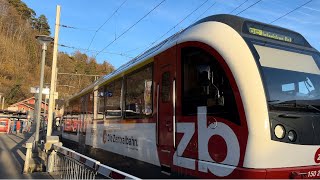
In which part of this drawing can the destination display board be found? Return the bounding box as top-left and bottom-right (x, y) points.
(248, 27), (292, 43)
(243, 21), (310, 47)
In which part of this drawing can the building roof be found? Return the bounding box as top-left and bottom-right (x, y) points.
(9, 96), (48, 107)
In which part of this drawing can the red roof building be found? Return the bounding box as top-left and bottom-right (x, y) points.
(8, 97), (48, 113)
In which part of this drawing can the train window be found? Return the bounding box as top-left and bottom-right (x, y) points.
(68, 106), (72, 115)
(88, 93), (94, 117)
(65, 106), (70, 115)
(161, 71), (171, 102)
(125, 65), (153, 118)
(182, 47), (240, 124)
(105, 80), (122, 118)
(69, 104), (73, 115)
(74, 98), (81, 115)
(81, 94), (91, 133)
(80, 95), (87, 114)
(255, 44), (320, 108)
(70, 99), (78, 115)
(97, 87), (105, 119)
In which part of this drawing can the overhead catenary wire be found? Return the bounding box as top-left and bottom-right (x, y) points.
(59, 0), (316, 66)
(59, 44), (133, 58)
(58, 1), (128, 49)
(57, 0), (261, 62)
(60, 24), (97, 32)
(123, 46), (145, 53)
(138, 0), (267, 58)
(236, 0), (263, 15)
(193, 1), (217, 23)
(229, 0), (249, 14)
(87, 0), (128, 51)
(140, 0), (310, 57)
(270, 0), (313, 24)
(58, 0), (243, 63)
(95, 0), (167, 57)
(143, 0), (209, 52)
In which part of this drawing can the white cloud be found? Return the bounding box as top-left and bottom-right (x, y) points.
(296, 10), (313, 17)
(303, 6), (320, 13)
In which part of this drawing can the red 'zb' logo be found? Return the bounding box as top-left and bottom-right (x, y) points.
(314, 148), (320, 164)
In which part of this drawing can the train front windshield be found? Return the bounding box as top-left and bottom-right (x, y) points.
(254, 44), (320, 110)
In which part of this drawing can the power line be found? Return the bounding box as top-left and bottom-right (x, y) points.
(87, 0), (128, 51)
(140, 0), (265, 58)
(60, 24), (97, 32)
(95, 0), (167, 57)
(193, 1), (217, 23)
(229, 0), (249, 14)
(236, 0), (263, 15)
(57, 85), (76, 88)
(58, 72), (101, 77)
(123, 46), (145, 53)
(270, 0), (312, 24)
(144, 0), (209, 52)
(59, 44), (133, 58)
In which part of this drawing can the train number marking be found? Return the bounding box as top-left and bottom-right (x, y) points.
(307, 170), (320, 178)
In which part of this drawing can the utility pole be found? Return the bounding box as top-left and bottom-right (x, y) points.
(47, 5), (61, 137)
(58, 72), (101, 77)
(55, 68), (58, 92)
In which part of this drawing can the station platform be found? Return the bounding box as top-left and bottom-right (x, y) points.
(0, 132), (52, 179)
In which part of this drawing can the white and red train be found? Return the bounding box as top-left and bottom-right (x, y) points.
(0, 118), (9, 133)
(0, 110), (11, 133)
(61, 14), (320, 178)
(0, 110), (28, 133)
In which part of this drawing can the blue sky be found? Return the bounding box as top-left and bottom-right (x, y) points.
(23, 0), (320, 69)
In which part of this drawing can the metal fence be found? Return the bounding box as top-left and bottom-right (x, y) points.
(50, 144), (140, 180)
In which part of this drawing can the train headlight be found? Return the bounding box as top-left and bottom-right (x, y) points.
(288, 130), (297, 142)
(274, 125), (285, 139)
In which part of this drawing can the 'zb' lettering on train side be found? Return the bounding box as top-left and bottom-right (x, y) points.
(173, 106), (240, 177)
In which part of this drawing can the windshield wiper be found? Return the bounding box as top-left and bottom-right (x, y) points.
(268, 99), (320, 113)
(267, 100), (284, 106)
(278, 113), (300, 118)
(268, 100), (280, 103)
(268, 100), (297, 107)
(306, 104), (320, 113)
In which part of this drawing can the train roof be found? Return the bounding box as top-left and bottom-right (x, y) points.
(195, 14), (313, 49)
(67, 14), (316, 102)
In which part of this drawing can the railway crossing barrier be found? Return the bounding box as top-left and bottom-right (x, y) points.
(48, 143), (141, 179)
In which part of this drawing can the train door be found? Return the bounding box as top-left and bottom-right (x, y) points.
(154, 46), (176, 174)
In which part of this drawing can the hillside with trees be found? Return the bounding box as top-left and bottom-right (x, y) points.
(0, 0), (114, 106)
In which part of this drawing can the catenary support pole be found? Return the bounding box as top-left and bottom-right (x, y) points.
(47, 5), (61, 137)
